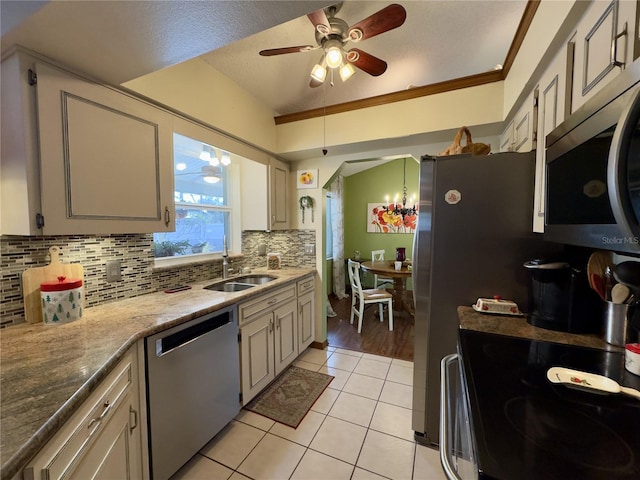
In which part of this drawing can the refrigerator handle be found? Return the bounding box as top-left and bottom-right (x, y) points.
(412, 218), (419, 312)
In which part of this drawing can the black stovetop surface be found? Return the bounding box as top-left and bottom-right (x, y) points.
(459, 330), (640, 480)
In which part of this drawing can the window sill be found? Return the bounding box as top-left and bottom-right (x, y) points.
(153, 253), (242, 272)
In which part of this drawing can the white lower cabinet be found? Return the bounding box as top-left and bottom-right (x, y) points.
(239, 284), (298, 405)
(239, 277), (316, 406)
(297, 276), (315, 352)
(24, 349), (142, 480)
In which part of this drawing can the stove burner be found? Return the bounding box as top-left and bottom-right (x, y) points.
(505, 396), (634, 473)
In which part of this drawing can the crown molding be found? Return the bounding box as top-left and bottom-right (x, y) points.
(274, 0), (539, 125)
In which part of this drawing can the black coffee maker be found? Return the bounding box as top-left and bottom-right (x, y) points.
(524, 259), (603, 333)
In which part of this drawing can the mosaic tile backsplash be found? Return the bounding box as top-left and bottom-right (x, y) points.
(0, 230), (315, 328)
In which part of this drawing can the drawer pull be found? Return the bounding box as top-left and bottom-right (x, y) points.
(267, 298), (278, 306)
(98, 400), (112, 421)
(130, 406), (138, 433)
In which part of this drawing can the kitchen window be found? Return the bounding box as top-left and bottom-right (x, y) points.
(153, 133), (233, 261)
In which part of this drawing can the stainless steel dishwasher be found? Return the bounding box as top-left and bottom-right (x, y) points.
(145, 305), (239, 480)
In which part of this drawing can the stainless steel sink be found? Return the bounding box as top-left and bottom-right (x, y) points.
(204, 282), (255, 292)
(204, 275), (277, 292)
(232, 275), (277, 285)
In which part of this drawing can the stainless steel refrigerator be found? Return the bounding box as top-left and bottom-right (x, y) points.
(411, 151), (559, 446)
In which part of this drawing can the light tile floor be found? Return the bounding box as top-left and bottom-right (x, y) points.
(171, 346), (446, 480)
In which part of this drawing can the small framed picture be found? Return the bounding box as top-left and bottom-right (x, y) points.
(297, 169), (318, 189)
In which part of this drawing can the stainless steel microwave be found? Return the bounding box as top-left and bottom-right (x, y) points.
(545, 60), (640, 254)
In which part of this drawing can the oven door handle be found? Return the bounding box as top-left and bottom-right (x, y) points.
(440, 353), (464, 480)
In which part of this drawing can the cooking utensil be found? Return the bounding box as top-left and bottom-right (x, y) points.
(587, 251), (612, 295)
(611, 283), (631, 304)
(590, 273), (606, 300)
(614, 261), (640, 290)
(547, 366), (640, 400)
(22, 246), (85, 324)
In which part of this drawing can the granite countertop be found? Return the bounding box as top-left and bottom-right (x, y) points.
(458, 305), (624, 352)
(0, 268), (314, 480)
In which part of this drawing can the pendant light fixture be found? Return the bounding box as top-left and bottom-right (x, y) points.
(385, 158), (417, 219)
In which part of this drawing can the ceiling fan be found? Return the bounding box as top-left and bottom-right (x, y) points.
(259, 2), (406, 87)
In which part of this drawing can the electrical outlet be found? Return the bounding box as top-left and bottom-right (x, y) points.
(304, 244), (315, 255)
(106, 260), (121, 282)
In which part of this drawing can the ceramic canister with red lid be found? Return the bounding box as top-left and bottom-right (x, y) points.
(625, 343), (640, 376)
(40, 276), (83, 324)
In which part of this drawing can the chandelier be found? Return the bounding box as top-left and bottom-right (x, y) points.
(384, 158), (418, 220)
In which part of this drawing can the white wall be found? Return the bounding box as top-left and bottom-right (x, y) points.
(276, 82), (505, 155)
(124, 57), (277, 153)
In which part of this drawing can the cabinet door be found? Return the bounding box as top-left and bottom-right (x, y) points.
(35, 62), (174, 235)
(69, 392), (141, 480)
(241, 159), (269, 231)
(241, 312), (275, 404)
(24, 350), (141, 480)
(273, 299), (298, 376)
(269, 158), (289, 230)
(571, 0), (633, 110)
(298, 291), (315, 352)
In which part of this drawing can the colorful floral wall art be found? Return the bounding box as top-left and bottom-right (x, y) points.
(367, 203), (417, 234)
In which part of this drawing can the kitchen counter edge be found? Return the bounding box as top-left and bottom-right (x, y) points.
(458, 305), (624, 352)
(0, 268), (315, 480)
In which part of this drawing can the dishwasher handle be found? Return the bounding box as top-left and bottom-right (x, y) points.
(440, 353), (463, 480)
(156, 310), (232, 357)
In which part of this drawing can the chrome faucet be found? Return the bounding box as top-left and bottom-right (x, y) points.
(222, 236), (229, 279)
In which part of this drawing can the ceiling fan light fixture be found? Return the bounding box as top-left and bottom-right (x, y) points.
(199, 145), (212, 162)
(203, 175), (221, 184)
(202, 164), (222, 183)
(339, 62), (355, 81)
(325, 42), (343, 68)
(310, 62), (327, 83)
(221, 151), (231, 166)
(210, 149), (220, 166)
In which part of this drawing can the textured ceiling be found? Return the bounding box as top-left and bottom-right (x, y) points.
(199, 1), (528, 116)
(2, 1), (528, 119)
(0, 0), (332, 85)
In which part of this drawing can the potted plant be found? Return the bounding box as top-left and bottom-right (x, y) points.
(299, 195), (314, 223)
(153, 240), (191, 257)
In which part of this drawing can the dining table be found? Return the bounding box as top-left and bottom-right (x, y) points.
(360, 260), (414, 317)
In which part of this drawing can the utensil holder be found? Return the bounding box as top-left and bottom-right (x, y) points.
(604, 301), (638, 346)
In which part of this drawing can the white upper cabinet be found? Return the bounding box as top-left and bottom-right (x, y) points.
(499, 91), (535, 153)
(1, 52), (175, 235)
(269, 157), (290, 230)
(241, 157), (290, 231)
(532, 42), (571, 233)
(36, 62), (175, 235)
(571, 0), (636, 112)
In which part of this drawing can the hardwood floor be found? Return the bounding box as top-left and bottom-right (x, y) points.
(327, 293), (414, 362)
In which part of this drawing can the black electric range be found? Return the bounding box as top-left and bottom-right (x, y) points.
(458, 329), (640, 480)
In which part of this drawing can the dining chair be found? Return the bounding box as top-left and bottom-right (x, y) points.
(371, 249), (393, 289)
(347, 259), (393, 334)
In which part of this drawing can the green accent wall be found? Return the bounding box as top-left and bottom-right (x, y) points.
(344, 157), (419, 264)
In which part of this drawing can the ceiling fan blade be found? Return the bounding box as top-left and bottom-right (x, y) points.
(347, 3), (407, 42)
(347, 48), (387, 76)
(307, 8), (331, 36)
(259, 46), (315, 56)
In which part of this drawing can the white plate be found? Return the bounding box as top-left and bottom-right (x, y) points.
(472, 304), (523, 316)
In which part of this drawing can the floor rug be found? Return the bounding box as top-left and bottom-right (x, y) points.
(244, 366), (334, 428)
